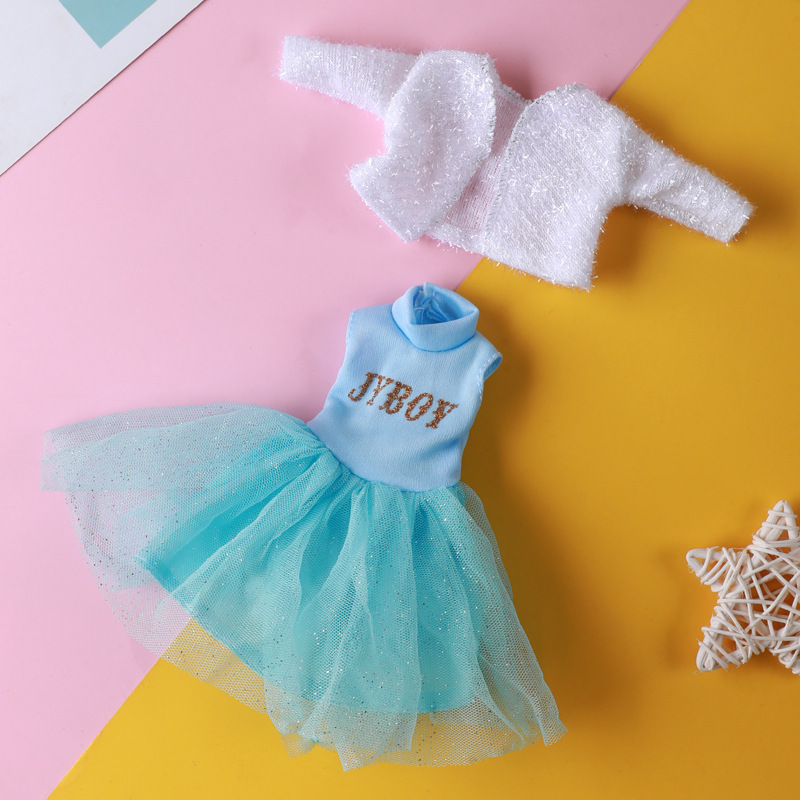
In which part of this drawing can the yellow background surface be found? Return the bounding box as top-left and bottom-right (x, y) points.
(52, 0), (800, 797)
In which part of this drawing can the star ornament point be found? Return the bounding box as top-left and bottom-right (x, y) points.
(687, 500), (800, 674)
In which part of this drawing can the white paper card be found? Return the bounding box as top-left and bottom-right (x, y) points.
(0, 0), (205, 176)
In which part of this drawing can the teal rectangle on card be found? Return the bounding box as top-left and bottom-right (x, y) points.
(59, 0), (159, 47)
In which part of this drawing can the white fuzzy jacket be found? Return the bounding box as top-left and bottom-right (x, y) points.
(281, 37), (751, 289)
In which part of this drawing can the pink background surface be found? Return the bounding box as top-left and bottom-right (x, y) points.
(0, 1), (687, 797)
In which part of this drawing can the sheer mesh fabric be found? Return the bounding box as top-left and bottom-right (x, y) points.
(42, 404), (564, 768)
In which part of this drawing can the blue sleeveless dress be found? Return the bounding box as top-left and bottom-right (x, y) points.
(42, 283), (565, 769)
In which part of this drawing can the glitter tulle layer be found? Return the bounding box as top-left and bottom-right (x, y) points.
(42, 403), (565, 768)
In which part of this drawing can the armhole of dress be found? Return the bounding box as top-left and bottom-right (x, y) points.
(477, 343), (502, 399)
(345, 309), (369, 356)
(345, 310), (356, 350)
(483, 351), (502, 381)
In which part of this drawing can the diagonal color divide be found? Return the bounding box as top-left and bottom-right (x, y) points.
(58, 0), (159, 47)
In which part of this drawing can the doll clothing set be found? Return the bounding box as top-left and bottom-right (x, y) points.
(43, 39), (751, 770)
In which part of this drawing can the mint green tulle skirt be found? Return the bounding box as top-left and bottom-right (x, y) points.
(42, 403), (564, 768)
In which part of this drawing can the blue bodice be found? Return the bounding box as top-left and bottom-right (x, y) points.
(307, 284), (501, 491)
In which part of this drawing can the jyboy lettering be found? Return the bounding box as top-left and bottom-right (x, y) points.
(347, 372), (458, 429)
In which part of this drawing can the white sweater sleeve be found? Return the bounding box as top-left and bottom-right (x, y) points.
(621, 117), (752, 242)
(280, 37), (417, 117)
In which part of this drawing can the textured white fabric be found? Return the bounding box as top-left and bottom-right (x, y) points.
(351, 51), (497, 242)
(281, 37), (752, 290)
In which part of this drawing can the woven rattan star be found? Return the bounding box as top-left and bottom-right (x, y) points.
(687, 500), (800, 674)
